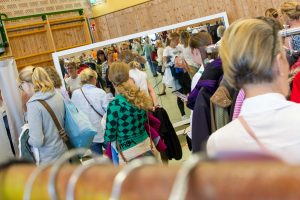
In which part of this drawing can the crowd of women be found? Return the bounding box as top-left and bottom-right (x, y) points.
(4, 1), (300, 166)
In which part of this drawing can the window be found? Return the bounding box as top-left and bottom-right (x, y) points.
(89, 0), (106, 6)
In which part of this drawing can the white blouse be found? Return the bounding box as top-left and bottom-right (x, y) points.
(207, 93), (300, 164)
(71, 84), (108, 143)
(129, 68), (148, 95)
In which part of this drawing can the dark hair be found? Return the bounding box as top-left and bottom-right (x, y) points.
(97, 50), (107, 64)
(180, 31), (190, 48)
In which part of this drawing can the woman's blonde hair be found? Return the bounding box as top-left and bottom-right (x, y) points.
(32, 67), (54, 92)
(18, 66), (54, 92)
(108, 62), (152, 110)
(280, 1), (300, 20)
(79, 68), (97, 84)
(156, 40), (163, 48)
(220, 18), (283, 89)
(18, 66), (34, 83)
(44, 66), (62, 88)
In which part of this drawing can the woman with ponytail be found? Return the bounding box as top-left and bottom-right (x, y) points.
(119, 50), (159, 108)
(18, 66), (67, 165)
(104, 62), (154, 164)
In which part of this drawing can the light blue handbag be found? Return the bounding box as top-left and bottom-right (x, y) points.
(64, 99), (97, 148)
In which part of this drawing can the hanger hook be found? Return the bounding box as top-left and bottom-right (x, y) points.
(23, 162), (54, 200)
(48, 148), (100, 200)
(109, 157), (157, 200)
(66, 157), (111, 200)
(168, 153), (207, 200)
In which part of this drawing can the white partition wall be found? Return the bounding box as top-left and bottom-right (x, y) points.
(52, 12), (229, 80)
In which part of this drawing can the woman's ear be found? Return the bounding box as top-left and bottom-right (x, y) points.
(191, 48), (200, 56)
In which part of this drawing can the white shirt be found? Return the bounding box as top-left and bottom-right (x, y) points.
(207, 93), (300, 164)
(163, 45), (184, 66)
(156, 47), (164, 66)
(129, 68), (148, 95)
(71, 84), (108, 143)
(65, 76), (81, 93)
(191, 65), (204, 91)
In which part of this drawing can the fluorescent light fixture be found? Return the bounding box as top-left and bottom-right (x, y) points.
(89, 0), (106, 6)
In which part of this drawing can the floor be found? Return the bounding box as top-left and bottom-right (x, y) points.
(145, 66), (192, 165)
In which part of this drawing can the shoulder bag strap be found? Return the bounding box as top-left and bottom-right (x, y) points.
(238, 116), (269, 153)
(80, 88), (103, 118)
(115, 138), (128, 164)
(38, 100), (69, 142)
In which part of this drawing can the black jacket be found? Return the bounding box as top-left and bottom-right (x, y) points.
(153, 107), (182, 160)
(192, 59), (223, 153)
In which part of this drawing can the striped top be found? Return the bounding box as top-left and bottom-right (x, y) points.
(232, 89), (245, 120)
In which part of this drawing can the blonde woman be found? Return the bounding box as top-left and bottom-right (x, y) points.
(71, 68), (108, 155)
(119, 50), (159, 108)
(44, 66), (69, 99)
(64, 62), (81, 94)
(104, 62), (154, 164)
(156, 40), (164, 74)
(207, 18), (300, 164)
(18, 66), (67, 165)
(280, 1), (300, 51)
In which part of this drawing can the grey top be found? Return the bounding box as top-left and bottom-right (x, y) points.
(27, 90), (68, 165)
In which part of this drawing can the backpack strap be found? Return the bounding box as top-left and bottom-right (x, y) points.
(38, 100), (69, 142)
(80, 88), (103, 118)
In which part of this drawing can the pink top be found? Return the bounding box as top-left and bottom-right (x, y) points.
(232, 89), (245, 120)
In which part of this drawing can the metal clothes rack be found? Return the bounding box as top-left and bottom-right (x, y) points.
(1, 153), (300, 200)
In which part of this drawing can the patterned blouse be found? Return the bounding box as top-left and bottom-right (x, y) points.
(104, 94), (148, 151)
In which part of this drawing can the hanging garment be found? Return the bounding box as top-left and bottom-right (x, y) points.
(153, 107), (182, 160)
(187, 59), (222, 110)
(0, 58), (24, 156)
(191, 59), (223, 153)
(210, 85), (232, 132)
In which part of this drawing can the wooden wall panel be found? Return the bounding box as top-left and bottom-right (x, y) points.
(93, 0), (300, 42)
(0, 0), (92, 18)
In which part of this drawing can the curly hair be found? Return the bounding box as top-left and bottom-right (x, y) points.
(108, 62), (152, 110)
(44, 66), (62, 88)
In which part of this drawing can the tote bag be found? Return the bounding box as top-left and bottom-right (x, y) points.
(64, 100), (97, 148)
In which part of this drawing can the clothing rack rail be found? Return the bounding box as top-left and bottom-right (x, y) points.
(1, 158), (300, 200)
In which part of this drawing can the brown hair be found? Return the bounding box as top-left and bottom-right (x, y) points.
(180, 31), (190, 48)
(169, 32), (180, 40)
(119, 50), (135, 64)
(265, 8), (279, 19)
(119, 50), (146, 66)
(189, 32), (212, 62)
(44, 66), (62, 88)
(65, 62), (77, 69)
(108, 62), (152, 110)
(280, 1), (300, 20)
(220, 18), (283, 88)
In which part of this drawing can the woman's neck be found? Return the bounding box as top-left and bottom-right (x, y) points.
(71, 74), (77, 79)
(243, 83), (282, 98)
